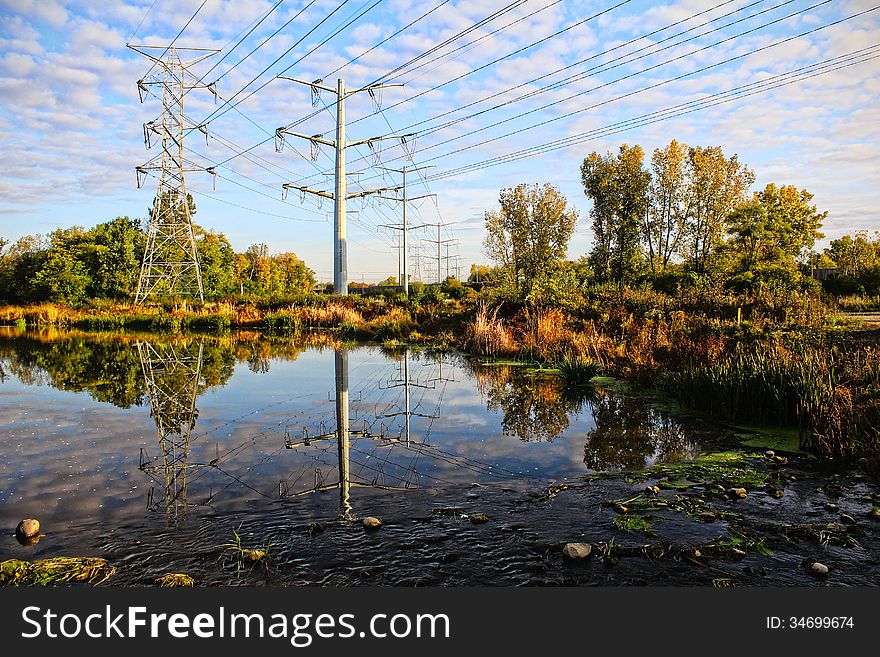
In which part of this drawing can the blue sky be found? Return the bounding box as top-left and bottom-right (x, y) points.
(1, 0), (878, 283)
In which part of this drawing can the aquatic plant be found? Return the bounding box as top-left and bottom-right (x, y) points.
(557, 357), (601, 385)
(0, 557), (115, 586)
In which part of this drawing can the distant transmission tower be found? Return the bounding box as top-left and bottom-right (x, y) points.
(130, 45), (219, 303)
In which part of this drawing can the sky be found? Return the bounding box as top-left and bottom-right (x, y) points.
(0, 0), (878, 283)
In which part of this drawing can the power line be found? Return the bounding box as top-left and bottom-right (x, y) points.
(293, 0), (751, 187)
(322, 0), (454, 79)
(347, 2), (876, 181)
(201, 0), (384, 129)
(426, 44), (880, 180)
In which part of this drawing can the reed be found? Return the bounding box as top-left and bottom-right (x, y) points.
(464, 304), (517, 356)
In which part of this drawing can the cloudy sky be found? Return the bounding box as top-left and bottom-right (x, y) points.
(1, 0), (878, 282)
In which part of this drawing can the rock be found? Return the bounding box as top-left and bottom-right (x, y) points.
(698, 512), (716, 523)
(15, 519), (40, 539)
(15, 533), (41, 546)
(840, 513), (856, 525)
(824, 502), (839, 512)
(562, 542), (591, 560)
(870, 507), (880, 520)
(470, 513), (490, 524)
(362, 517), (382, 529)
(809, 561), (829, 577)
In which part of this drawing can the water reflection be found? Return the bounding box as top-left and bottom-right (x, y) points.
(470, 363), (593, 443)
(136, 340), (205, 520)
(584, 391), (701, 470)
(0, 329), (710, 530)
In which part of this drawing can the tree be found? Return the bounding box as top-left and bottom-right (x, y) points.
(33, 227), (94, 304)
(196, 229), (236, 298)
(581, 144), (649, 283)
(681, 146), (754, 273)
(826, 231), (880, 277)
(483, 182), (578, 294)
(90, 217), (146, 299)
(645, 140), (688, 273)
(726, 184), (826, 286)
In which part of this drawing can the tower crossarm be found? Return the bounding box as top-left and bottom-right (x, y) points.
(276, 128), (336, 148)
(282, 183), (335, 200)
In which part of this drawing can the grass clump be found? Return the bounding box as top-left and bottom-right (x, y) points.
(557, 357), (601, 385)
(613, 514), (655, 534)
(1, 557), (115, 586)
(156, 573), (195, 587)
(221, 527), (271, 573)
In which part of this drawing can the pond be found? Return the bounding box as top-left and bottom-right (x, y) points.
(0, 328), (748, 585)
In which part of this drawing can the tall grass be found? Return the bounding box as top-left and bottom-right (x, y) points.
(464, 304), (517, 356)
(662, 341), (880, 460)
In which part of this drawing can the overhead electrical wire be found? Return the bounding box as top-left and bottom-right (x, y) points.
(341, 2), (877, 183)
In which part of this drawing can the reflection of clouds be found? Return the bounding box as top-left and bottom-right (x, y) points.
(1, 337), (713, 535)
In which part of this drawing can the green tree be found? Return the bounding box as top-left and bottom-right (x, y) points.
(196, 229), (236, 298)
(0, 235), (46, 303)
(483, 182), (578, 295)
(645, 139), (688, 273)
(727, 184), (826, 285)
(681, 146), (754, 273)
(90, 217), (146, 299)
(582, 144), (650, 283)
(33, 227), (94, 304)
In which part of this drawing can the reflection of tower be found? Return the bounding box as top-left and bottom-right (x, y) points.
(335, 349), (352, 519)
(281, 348), (409, 517)
(378, 350), (438, 444)
(137, 340), (204, 520)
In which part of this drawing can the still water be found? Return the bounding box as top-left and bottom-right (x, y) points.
(0, 328), (719, 585)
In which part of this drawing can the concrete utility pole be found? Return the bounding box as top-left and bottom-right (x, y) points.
(376, 165), (435, 294)
(277, 78), (413, 295)
(129, 45), (219, 303)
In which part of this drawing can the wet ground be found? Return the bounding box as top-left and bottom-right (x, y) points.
(6, 448), (880, 586)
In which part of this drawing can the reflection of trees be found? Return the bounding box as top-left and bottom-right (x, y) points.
(472, 364), (591, 442)
(0, 330), (317, 407)
(583, 390), (700, 471)
(0, 332), (146, 407)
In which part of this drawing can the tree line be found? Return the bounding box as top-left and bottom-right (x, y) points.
(0, 197), (315, 304)
(481, 139), (832, 296)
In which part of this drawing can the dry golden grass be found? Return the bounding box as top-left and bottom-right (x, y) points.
(464, 304), (517, 356)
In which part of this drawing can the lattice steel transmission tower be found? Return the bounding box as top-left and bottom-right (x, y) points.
(130, 45), (219, 303)
(137, 339), (205, 521)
